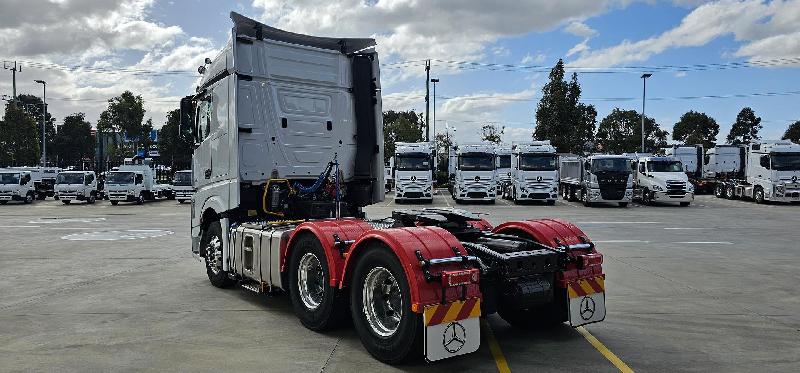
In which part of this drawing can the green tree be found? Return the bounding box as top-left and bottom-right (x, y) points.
(480, 124), (504, 144)
(783, 120), (800, 143)
(97, 91), (147, 159)
(53, 113), (94, 168)
(0, 103), (40, 166)
(672, 111), (719, 149)
(383, 110), (425, 162)
(534, 59), (597, 154)
(726, 107), (762, 145)
(158, 109), (194, 170)
(595, 108), (668, 154)
(17, 94), (56, 164)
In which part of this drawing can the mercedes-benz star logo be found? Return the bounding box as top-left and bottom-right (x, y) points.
(793, 175), (798, 183)
(579, 296), (596, 321)
(442, 321), (467, 353)
(536, 176), (543, 182)
(411, 175), (417, 181)
(474, 176), (481, 182)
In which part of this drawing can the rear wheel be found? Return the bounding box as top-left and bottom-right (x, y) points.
(351, 244), (421, 364)
(725, 185), (736, 199)
(288, 234), (346, 331)
(202, 221), (234, 288)
(715, 184), (724, 198)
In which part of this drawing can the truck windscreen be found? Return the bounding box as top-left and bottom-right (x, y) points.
(497, 155), (511, 169)
(173, 172), (192, 186)
(107, 172), (135, 184)
(0, 173), (20, 184)
(592, 158), (629, 173)
(395, 154), (431, 171)
(459, 154), (494, 171)
(520, 154), (557, 171)
(57, 173), (85, 184)
(771, 153), (800, 171)
(647, 161), (683, 173)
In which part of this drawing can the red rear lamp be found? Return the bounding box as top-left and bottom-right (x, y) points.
(579, 253), (603, 269)
(441, 268), (480, 287)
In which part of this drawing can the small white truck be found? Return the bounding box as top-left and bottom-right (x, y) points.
(714, 140), (800, 203)
(55, 171), (99, 204)
(11, 166), (60, 200)
(494, 144), (512, 190)
(630, 155), (694, 206)
(0, 169), (35, 204)
(559, 155), (632, 207)
(503, 141), (559, 205)
(393, 142), (435, 203)
(172, 170), (195, 203)
(106, 157), (173, 205)
(450, 143), (497, 203)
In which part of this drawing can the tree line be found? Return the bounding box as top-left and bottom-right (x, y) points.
(0, 91), (192, 171)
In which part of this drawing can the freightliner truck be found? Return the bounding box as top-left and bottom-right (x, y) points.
(450, 143), (497, 203)
(503, 141), (559, 205)
(393, 142), (434, 203)
(172, 170), (195, 203)
(0, 169), (35, 204)
(106, 157), (173, 205)
(714, 140), (800, 203)
(630, 155), (694, 206)
(559, 155), (632, 207)
(182, 12), (606, 364)
(663, 145), (715, 193)
(54, 171), (100, 204)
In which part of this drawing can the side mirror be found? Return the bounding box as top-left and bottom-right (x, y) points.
(179, 96), (198, 145)
(760, 155), (770, 169)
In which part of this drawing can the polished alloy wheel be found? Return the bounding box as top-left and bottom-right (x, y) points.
(297, 253), (325, 310)
(362, 266), (402, 337)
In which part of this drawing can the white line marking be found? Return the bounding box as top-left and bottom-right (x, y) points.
(673, 241), (734, 245)
(663, 227), (709, 230)
(577, 221), (661, 224)
(49, 227), (93, 230)
(594, 240), (651, 243)
(0, 225), (40, 228)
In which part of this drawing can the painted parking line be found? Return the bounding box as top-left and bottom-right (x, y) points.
(594, 240), (651, 243)
(481, 319), (511, 373)
(663, 227), (708, 230)
(577, 326), (634, 373)
(672, 241), (734, 245)
(577, 221), (661, 224)
(0, 225), (41, 228)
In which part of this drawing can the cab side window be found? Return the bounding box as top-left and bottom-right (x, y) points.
(86, 174), (94, 184)
(196, 96), (212, 140)
(639, 162), (646, 173)
(135, 174), (143, 185)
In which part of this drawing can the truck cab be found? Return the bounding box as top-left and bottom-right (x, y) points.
(0, 169), (35, 204)
(746, 140), (800, 203)
(11, 166), (60, 200)
(393, 142), (434, 203)
(494, 144), (511, 190)
(631, 156), (694, 206)
(451, 143), (496, 203)
(55, 171), (98, 204)
(172, 170), (194, 203)
(506, 141), (558, 204)
(560, 155), (632, 207)
(106, 157), (169, 205)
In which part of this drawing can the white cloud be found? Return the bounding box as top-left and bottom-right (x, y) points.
(567, 39), (591, 57)
(674, 71), (688, 78)
(521, 52), (547, 65)
(569, 0), (800, 67)
(564, 21), (597, 38)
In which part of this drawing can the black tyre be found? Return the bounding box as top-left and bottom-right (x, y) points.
(498, 301), (566, 329)
(546, 199), (556, 206)
(0, 201), (6, 205)
(618, 202), (629, 208)
(754, 187), (765, 204)
(726, 185), (736, 199)
(136, 193), (145, 205)
(88, 194), (96, 204)
(715, 184), (724, 198)
(582, 189), (592, 207)
(680, 202), (690, 207)
(110, 200), (119, 205)
(202, 220), (235, 288)
(24, 192), (34, 204)
(488, 199), (496, 205)
(62, 200), (71, 205)
(177, 199), (185, 204)
(642, 189), (651, 205)
(36, 193), (46, 200)
(350, 244), (421, 364)
(288, 234), (346, 331)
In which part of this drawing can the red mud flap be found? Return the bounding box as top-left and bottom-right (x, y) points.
(423, 298), (482, 362)
(568, 276), (606, 327)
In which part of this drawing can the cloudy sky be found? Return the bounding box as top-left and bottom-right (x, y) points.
(1, 0), (799, 143)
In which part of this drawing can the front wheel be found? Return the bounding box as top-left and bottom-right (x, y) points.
(288, 234), (346, 331)
(88, 194), (96, 204)
(136, 193), (145, 205)
(110, 200), (119, 205)
(177, 199), (185, 204)
(618, 202), (629, 208)
(0, 201), (6, 205)
(62, 200), (71, 205)
(582, 189), (592, 207)
(546, 199), (556, 206)
(715, 184), (724, 198)
(680, 202), (691, 207)
(24, 193), (34, 204)
(351, 244), (421, 364)
(754, 188), (765, 204)
(202, 221), (234, 288)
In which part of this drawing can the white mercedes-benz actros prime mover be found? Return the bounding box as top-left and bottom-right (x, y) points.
(393, 142), (435, 203)
(450, 143), (497, 203)
(505, 141), (558, 205)
(714, 140), (800, 203)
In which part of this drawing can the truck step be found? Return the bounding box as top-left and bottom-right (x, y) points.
(240, 282), (268, 294)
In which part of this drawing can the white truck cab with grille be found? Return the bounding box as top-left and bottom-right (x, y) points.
(631, 155), (694, 206)
(393, 142), (434, 203)
(506, 141), (558, 204)
(55, 171), (98, 204)
(451, 143), (496, 203)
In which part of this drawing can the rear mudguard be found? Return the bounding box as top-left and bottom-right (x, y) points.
(492, 219), (603, 286)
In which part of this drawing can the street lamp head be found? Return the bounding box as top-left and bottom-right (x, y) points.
(431, 78), (439, 83)
(34, 79), (46, 84)
(641, 73), (652, 79)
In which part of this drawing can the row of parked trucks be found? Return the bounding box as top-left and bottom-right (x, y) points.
(0, 160), (196, 205)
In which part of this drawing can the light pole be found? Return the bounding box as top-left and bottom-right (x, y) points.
(640, 73), (652, 153)
(430, 78), (439, 145)
(34, 79), (47, 166)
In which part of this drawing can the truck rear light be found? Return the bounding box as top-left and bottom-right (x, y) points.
(579, 253), (603, 269)
(441, 269), (479, 287)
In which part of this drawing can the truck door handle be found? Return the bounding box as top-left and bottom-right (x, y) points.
(204, 169), (212, 179)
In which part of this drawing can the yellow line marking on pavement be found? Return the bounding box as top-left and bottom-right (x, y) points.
(481, 319), (511, 373)
(576, 326), (634, 373)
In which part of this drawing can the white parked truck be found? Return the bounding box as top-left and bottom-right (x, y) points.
(11, 166), (60, 199)
(714, 140), (800, 203)
(106, 157), (173, 205)
(630, 155), (694, 206)
(393, 142), (435, 203)
(172, 170), (195, 203)
(450, 143), (497, 203)
(181, 12), (606, 364)
(494, 144), (512, 189)
(559, 155), (632, 207)
(55, 171), (99, 204)
(503, 141), (558, 205)
(0, 169), (35, 204)
(663, 145), (715, 193)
